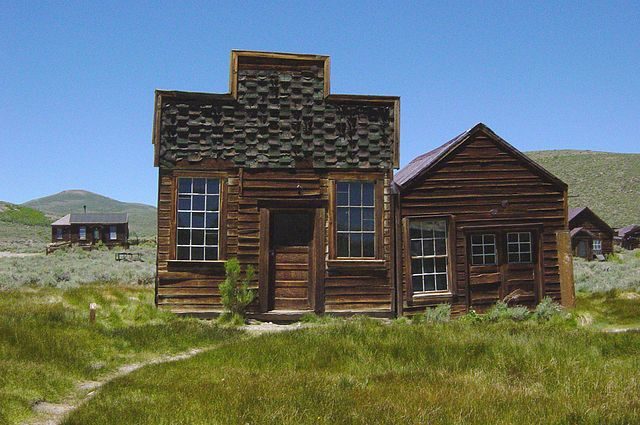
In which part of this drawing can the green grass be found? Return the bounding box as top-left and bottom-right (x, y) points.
(0, 285), (240, 425)
(0, 202), (50, 226)
(574, 248), (640, 293)
(575, 291), (640, 330)
(526, 150), (640, 228)
(64, 318), (640, 425)
(0, 221), (50, 253)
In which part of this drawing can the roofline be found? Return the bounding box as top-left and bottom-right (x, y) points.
(394, 123), (568, 193)
(569, 206), (615, 235)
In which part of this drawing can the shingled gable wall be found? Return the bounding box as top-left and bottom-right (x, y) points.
(153, 51), (399, 318)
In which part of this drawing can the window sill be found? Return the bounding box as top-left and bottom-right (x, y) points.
(167, 260), (226, 271)
(327, 259), (386, 271)
(411, 291), (454, 302)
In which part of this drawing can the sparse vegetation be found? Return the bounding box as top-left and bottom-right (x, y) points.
(218, 258), (256, 324)
(0, 246), (156, 288)
(411, 303), (451, 323)
(0, 202), (50, 226)
(574, 248), (640, 292)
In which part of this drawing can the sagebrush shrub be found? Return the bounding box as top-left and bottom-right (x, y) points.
(486, 301), (530, 322)
(533, 297), (565, 321)
(412, 304), (451, 324)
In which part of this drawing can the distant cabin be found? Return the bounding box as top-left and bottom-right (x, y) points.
(392, 123), (569, 314)
(568, 207), (614, 260)
(616, 224), (640, 250)
(51, 213), (129, 248)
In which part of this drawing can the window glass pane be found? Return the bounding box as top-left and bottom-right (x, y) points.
(192, 213), (204, 228)
(363, 233), (375, 257)
(337, 207), (348, 231)
(337, 233), (349, 257)
(206, 196), (218, 211)
(193, 179), (206, 194)
(508, 233), (518, 243)
(205, 213), (218, 228)
(205, 247), (218, 261)
(410, 239), (422, 256)
(409, 221), (421, 239)
(411, 258), (423, 274)
(349, 207), (361, 231)
(423, 239), (434, 256)
(485, 254), (496, 264)
(178, 229), (190, 245)
(412, 275), (423, 292)
(362, 184), (374, 206)
(205, 230), (218, 246)
(178, 178), (191, 194)
(349, 233), (362, 257)
(424, 258), (435, 273)
(177, 246), (190, 260)
(436, 274), (448, 291)
(435, 238), (447, 255)
(206, 179), (219, 194)
(336, 182), (349, 196)
(192, 195), (205, 211)
(191, 247), (204, 260)
(508, 253), (520, 263)
(424, 275), (435, 292)
(178, 196), (191, 211)
(192, 230), (204, 245)
(472, 245), (483, 255)
(349, 183), (361, 205)
(435, 257), (447, 273)
(178, 212), (190, 227)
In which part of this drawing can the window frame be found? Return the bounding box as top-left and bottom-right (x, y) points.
(403, 214), (456, 301)
(171, 172), (227, 263)
(109, 225), (117, 240)
(506, 231), (533, 264)
(470, 233), (497, 266)
(55, 227), (63, 240)
(79, 226), (86, 241)
(592, 239), (602, 253)
(328, 176), (384, 261)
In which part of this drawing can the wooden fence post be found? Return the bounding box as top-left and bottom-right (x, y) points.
(89, 303), (97, 323)
(556, 230), (575, 308)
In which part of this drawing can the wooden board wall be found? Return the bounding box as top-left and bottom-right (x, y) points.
(398, 134), (567, 315)
(156, 165), (394, 315)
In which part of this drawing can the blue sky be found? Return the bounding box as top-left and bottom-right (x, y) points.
(1, 1), (638, 206)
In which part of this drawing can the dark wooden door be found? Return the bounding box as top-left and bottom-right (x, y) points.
(576, 240), (588, 259)
(468, 230), (538, 310)
(269, 212), (313, 310)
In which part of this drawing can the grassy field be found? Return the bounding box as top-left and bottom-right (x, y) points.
(0, 285), (240, 425)
(63, 317), (640, 425)
(0, 246), (156, 288)
(0, 221), (50, 253)
(526, 150), (640, 228)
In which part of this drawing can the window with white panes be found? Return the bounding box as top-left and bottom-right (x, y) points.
(336, 181), (375, 257)
(176, 177), (220, 261)
(409, 219), (449, 293)
(507, 232), (532, 263)
(592, 239), (602, 253)
(79, 226), (86, 240)
(471, 234), (497, 265)
(109, 225), (117, 240)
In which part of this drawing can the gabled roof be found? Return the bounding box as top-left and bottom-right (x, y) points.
(568, 207), (614, 235)
(392, 123), (567, 192)
(570, 227), (596, 239)
(51, 213), (128, 226)
(618, 224), (640, 237)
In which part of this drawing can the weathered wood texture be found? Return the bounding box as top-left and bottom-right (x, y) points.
(557, 230), (576, 308)
(398, 132), (567, 314)
(569, 208), (614, 259)
(51, 223), (129, 247)
(156, 167), (394, 314)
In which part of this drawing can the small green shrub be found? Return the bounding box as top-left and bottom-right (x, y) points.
(533, 297), (565, 321)
(459, 309), (483, 324)
(219, 258), (255, 322)
(606, 253), (623, 264)
(486, 301), (530, 322)
(412, 304), (451, 324)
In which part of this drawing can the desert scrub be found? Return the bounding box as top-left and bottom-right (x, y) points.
(574, 248), (640, 292)
(411, 303), (451, 323)
(218, 258), (256, 324)
(64, 318), (640, 425)
(0, 246), (156, 288)
(0, 285), (240, 425)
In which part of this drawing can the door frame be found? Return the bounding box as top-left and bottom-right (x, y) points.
(461, 223), (544, 309)
(258, 206), (325, 313)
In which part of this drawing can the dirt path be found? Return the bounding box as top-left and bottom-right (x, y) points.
(26, 322), (305, 425)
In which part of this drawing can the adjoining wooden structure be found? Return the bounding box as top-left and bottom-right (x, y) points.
(568, 207), (614, 260)
(616, 224), (640, 250)
(153, 50), (399, 320)
(50, 213), (129, 248)
(392, 124), (569, 314)
(152, 51), (573, 319)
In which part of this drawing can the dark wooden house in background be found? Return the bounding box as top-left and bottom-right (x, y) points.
(152, 50), (574, 319)
(153, 51), (399, 319)
(616, 224), (640, 250)
(392, 124), (569, 314)
(50, 213), (129, 247)
(568, 207), (614, 260)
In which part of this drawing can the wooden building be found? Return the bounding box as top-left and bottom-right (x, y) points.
(152, 51), (400, 319)
(50, 213), (129, 247)
(568, 207), (614, 260)
(616, 224), (640, 250)
(391, 124), (569, 314)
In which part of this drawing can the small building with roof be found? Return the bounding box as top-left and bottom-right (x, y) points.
(391, 123), (570, 314)
(568, 207), (614, 260)
(51, 212), (129, 248)
(616, 224), (640, 250)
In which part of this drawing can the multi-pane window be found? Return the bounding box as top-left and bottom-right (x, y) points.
(177, 177), (220, 261)
(79, 226), (86, 240)
(56, 228), (63, 240)
(471, 234), (497, 265)
(409, 219), (448, 293)
(507, 232), (532, 263)
(109, 225), (117, 240)
(336, 181), (375, 257)
(592, 239), (602, 253)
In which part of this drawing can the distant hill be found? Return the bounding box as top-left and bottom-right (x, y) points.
(0, 201), (50, 226)
(23, 190), (157, 237)
(526, 150), (640, 228)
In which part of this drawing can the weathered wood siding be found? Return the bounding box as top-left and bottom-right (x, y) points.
(51, 223), (128, 246)
(570, 218), (614, 257)
(398, 133), (567, 315)
(156, 166), (394, 315)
